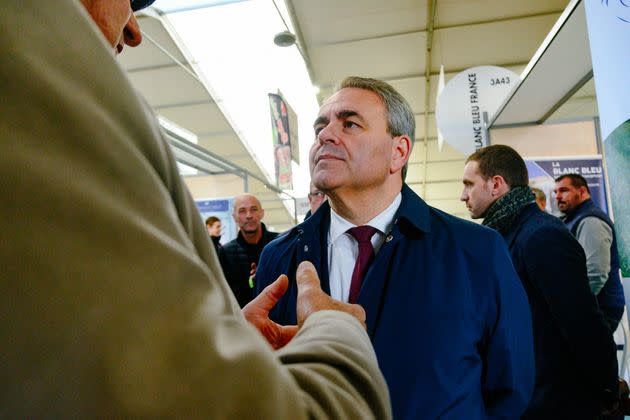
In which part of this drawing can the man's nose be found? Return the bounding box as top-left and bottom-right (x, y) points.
(316, 123), (340, 145)
(124, 14), (142, 48)
(459, 190), (467, 202)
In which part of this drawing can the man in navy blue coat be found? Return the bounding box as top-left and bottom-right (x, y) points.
(256, 77), (534, 419)
(461, 145), (619, 418)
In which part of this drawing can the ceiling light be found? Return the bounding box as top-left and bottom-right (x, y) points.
(273, 30), (296, 47)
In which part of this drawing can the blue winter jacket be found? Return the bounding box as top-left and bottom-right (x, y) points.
(256, 185), (535, 419)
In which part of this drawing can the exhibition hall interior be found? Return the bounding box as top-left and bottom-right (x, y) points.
(4, 0), (630, 416)
(119, 0), (630, 375)
(120, 0), (613, 234)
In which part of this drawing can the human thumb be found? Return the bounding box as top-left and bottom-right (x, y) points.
(296, 261), (321, 293)
(248, 274), (289, 313)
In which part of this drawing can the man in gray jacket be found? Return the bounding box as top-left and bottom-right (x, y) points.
(0, 0), (390, 417)
(554, 174), (624, 332)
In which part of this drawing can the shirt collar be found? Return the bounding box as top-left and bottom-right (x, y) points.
(329, 193), (402, 243)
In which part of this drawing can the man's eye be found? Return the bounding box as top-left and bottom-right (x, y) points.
(314, 126), (324, 136)
(343, 121), (359, 129)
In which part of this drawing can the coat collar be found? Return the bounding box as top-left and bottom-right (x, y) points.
(291, 183), (431, 238)
(395, 184), (432, 234)
(502, 202), (538, 248)
(562, 198), (595, 223)
(236, 222), (272, 246)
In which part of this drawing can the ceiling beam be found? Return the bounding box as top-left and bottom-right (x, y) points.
(437, 10), (564, 31)
(283, 0), (317, 89)
(153, 99), (216, 110)
(125, 62), (184, 73)
(538, 70), (592, 123)
(314, 10), (564, 47)
(316, 61), (530, 91)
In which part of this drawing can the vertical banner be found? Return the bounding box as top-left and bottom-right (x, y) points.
(525, 156), (608, 216)
(584, 0), (630, 278)
(195, 198), (237, 243)
(268, 93), (293, 190)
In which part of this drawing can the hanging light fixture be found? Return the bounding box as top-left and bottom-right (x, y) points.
(273, 30), (296, 47)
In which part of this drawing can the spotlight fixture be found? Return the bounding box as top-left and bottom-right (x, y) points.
(274, 30), (296, 47)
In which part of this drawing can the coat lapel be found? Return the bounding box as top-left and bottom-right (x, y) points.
(359, 226), (402, 338)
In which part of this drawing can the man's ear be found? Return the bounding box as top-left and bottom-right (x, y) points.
(490, 175), (508, 196)
(579, 186), (589, 199)
(260, 208), (265, 221)
(391, 135), (412, 174)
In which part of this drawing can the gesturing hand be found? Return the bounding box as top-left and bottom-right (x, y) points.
(242, 274), (298, 349)
(296, 261), (366, 328)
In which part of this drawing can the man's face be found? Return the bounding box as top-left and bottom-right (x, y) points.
(310, 88), (398, 194)
(460, 161), (496, 219)
(553, 178), (586, 213)
(233, 196), (264, 234)
(80, 0), (142, 54)
(207, 221), (222, 237)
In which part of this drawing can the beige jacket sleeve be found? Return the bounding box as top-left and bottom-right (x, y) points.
(0, 1), (390, 418)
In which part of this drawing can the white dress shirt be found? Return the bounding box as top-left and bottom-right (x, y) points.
(327, 193), (402, 302)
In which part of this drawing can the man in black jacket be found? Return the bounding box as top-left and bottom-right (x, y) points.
(461, 145), (619, 418)
(219, 193), (279, 307)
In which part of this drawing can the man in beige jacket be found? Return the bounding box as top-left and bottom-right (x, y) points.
(0, 1), (391, 417)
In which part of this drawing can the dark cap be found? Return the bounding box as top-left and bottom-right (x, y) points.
(131, 0), (156, 12)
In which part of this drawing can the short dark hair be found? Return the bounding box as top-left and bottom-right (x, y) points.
(205, 216), (220, 226)
(465, 145), (529, 188)
(337, 76), (415, 181)
(554, 173), (590, 194)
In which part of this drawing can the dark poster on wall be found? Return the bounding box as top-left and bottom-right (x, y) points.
(525, 155), (609, 216)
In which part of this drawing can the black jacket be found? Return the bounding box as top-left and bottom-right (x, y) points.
(502, 203), (618, 418)
(210, 235), (222, 253)
(219, 223), (279, 308)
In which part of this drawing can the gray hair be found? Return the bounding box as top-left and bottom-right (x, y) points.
(336, 76), (416, 181)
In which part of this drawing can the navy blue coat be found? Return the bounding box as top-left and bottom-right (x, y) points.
(502, 203), (618, 419)
(256, 185), (535, 419)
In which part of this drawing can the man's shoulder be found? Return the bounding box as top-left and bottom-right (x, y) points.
(518, 207), (568, 238)
(399, 184), (499, 243)
(262, 229), (281, 244)
(577, 215), (611, 230)
(576, 216), (613, 240)
(426, 205), (501, 246)
(260, 225), (302, 255)
(514, 208), (580, 254)
(220, 238), (244, 257)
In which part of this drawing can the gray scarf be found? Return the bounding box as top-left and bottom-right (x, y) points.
(482, 186), (536, 234)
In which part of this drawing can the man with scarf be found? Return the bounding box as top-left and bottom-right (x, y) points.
(461, 145), (620, 418)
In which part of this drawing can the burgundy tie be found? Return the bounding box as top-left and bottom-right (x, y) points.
(347, 225), (378, 304)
